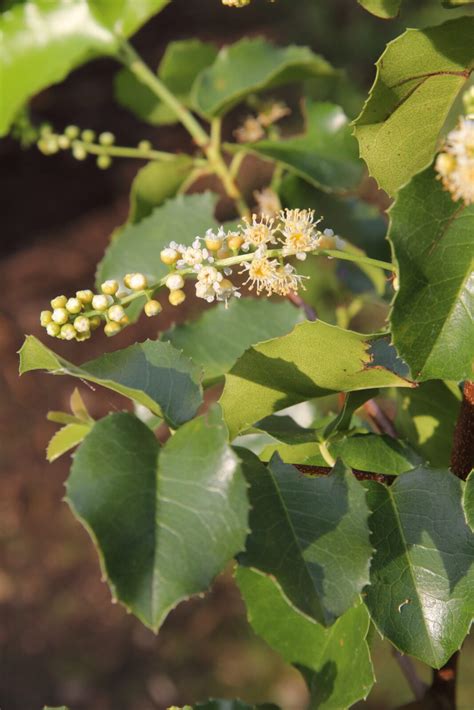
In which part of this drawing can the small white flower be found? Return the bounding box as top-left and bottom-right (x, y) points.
(241, 214), (278, 249)
(165, 273), (185, 291)
(240, 254), (279, 295)
(279, 208), (322, 259)
(436, 115), (474, 205)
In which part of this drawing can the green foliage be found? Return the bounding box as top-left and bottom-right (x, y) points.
(19, 336), (203, 428)
(389, 167), (474, 381)
(192, 37), (335, 117)
(163, 298), (302, 385)
(220, 321), (414, 439)
(46, 422), (91, 462)
(464, 470), (474, 531)
(236, 566), (374, 709)
(0, 0), (170, 135)
(357, 0), (402, 17)
(354, 17), (474, 195)
(240, 102), (363, 193)
(129, 157), (195, 223)
(365, 467), (474, 667)
(67, 408), (248, 630)
(238, 451), (372, 626)
(115, 39), (218, 125)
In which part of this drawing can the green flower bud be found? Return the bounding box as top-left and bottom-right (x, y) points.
(74, 315), (90, 333)
(65, 297), (82, 314)
(97, 155), (112, 170)
(60, 324), (76, 341)
(40, 310), (53, 326)
(144, 299), (162, 317)
(108, 305), (126, 323)
(125, 272), (147, 291)
(76, 289), (94, 304)
(101, 279), (119, 296)
(104, 321), (122, 337)
(57, 135), (70, 150)
(169, 289), (186, 306)
(76, 331), (91, 342)
(92, 294), (111, 311)
(51, 295), (67, 309)
(65, 125), (80, 140)
(89, 316), (102, 330)
(52, 308), (69, 325)
(81, 129), (95, 143)
(46, 322), (61, 337)
(72, 142), (87, 161)
(99, 131), (115, 146)
(138, 140), (152, 152)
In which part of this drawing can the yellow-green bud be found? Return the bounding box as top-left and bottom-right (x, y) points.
(205, 236), (222, 251)
(40, 123), (53, 136)
(72, 143), (87, 161)
(108, 305), (126, 323)
(89, 316), (102, 330)
(97, 155), (112, 170)
(99, 132), (115, 146)
(92, 294), (111, 311)
(101, 279), (119, 296)
(46, 322), (61, 337)
(81, 129), (95, 143)
(51, 295), (67, 309)
(217, 246), (231, 260)
(227, 234), (244, 251)
(317, 234), (337, 250)
(60, 324), (76, 341)
(125, 272), (147, 291)
(65, 297), (82, 314)
(160, 248), (179, 265)
(76, 289), (94, 304)
(120, 315), (130, 327)
(104, 321), (122, 337)
(144, 299), (162, 317)
(169, 289), (186, 306)
(65, 125), (80, 140)
(57, 135), (70, 150)
(74, 315), (90, 333)
(40, 310), (53, 326)
(52, 308), (69, 325)
(165, 273), (184, 291)
(76, 331), (91, 342)
(138, 140), (152, 152)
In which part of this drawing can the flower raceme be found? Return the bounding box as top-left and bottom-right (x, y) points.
(39, 210), (340, 342)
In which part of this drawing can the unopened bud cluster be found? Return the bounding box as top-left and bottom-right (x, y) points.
(234, 100), (290, 143)
(40, 209), (341, 342)
(435, 112), (474, 206)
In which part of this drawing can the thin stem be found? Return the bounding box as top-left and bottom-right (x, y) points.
(78, 141), (201, 163)
(321, 249), (397, 273)
(229, 150), (246, 180)
(391, 649), (427, 701)
(319, 441), (336, 467)
(118, 40), (209, 149)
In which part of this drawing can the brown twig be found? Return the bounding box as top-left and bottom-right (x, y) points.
(286, 292), (317, 321)
(294, 464), (394, 485)
(364, 398), (398, 438)
(392, 648), (428, 701)
(450, 380), (474, 480)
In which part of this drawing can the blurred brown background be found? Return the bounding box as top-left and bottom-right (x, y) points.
(1, 1), (473, 709)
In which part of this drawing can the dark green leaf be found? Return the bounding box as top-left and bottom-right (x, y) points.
(220, 320), (414, 439)
(242, 102), (363, 193)
(0, 0), (170, 135)
(96, 193), (218, 287)
(236, 566), (374, 710)
(47, 422), (91, 462)
(114, 39), (218, 125)
(365, 467), (474, 667)
(463, 470), (474, 532)
(192, 37), (335, 118)
(19, 336), (203, 428)
(354, 18), (474, 195)
(194, 702), (276, 710)
(66, 408), (248, 630)
(396, 381), (462, 467)
(389, 167), (474, 381)
(163, 298), (302, 386)
(129, 157), (195, 223)
(238, 451), (372, 625)
(357, 0), (401, 17)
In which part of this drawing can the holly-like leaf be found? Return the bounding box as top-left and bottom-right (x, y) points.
(129, 157), (195, 223)
(354, 17), (474, 195)
(396, 381), (462, 467)
(163, 298), (302, 386)
(96, 193), (218, 286)
(242, 102), (363, 193)
(236, 566), (374, 710)
(66, 408), (248, 631)
(389, 167), (474, 381)
(19, 336), (203, 428)
(47, 422), (91, 462)
(365, 467), (474, 668)
(220, 320), (414, 440)
(0, 0), (170, 136)
(357, 0), (401, 17)
(114, 39), (218, 126)
(463, 470), (474, 532)
(192, 37), (335, 118)
(237, 451), (372, 626)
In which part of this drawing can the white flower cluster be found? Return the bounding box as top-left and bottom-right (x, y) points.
(435, 115), (474, 206)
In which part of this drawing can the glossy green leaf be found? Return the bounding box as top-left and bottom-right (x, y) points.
(163, 298), (302, 386)
(389, 167), (474, 381)
(237, 451), (372, 625)
(114, 39), (218, 125)
(242, 102), (363, 193)
(97, 193), (218, 286)
(47, 422), (91, 462)
(463, 470), (474, 532)
(0, 0), (170, 136)
(67, 408), (248, 630)
(192, 37), (335, 118)
(396, 381), (461, 467)
(365, 467), (474, 667)
(193, 702), (275, 710)
(354, 18), (474, 195)
(19, 335), (203, 428)
(442, 0), (474, 5)
(220, 321), (414, 439)
(129, 157), (195, 223)
(236, 566), (374, 709)
(357, 0), (401, 17)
